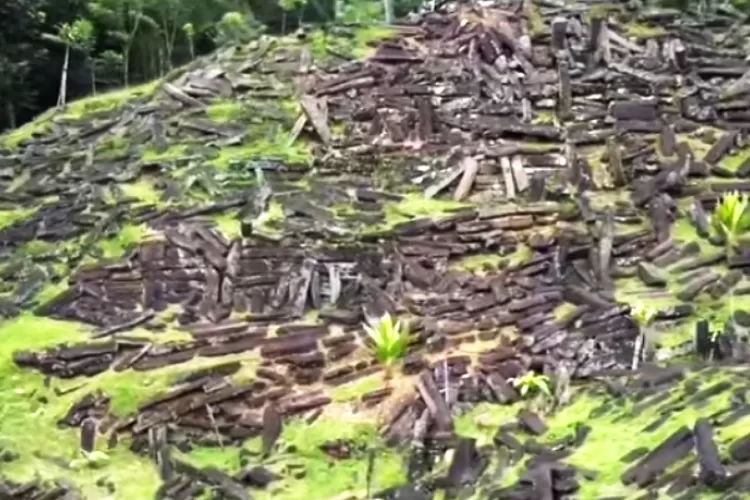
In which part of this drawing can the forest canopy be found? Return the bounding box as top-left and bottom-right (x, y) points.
(0, 0), (425, 132)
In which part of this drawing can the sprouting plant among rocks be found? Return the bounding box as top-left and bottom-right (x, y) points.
(362, 313), (412, 472)
(711, 191), (750, 254)
(512, 371), (551, 398)
(363, 312), (411, 380)
(511, 371), (552, 413)
(69, 450), (109, 470)
(704, 313), (726, 344)
(630, 301), (658, 370)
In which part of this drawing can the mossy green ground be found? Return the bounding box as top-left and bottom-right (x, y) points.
(0, 316), (161, 498)
(2, 22), (748, 500)
(0, 82), (160, 150)
(0, 314), (408, 499)
(455, 366), (749, 500)
(616, 197), (750, 351)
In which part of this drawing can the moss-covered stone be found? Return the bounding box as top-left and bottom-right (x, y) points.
(625, 22), (667, 39)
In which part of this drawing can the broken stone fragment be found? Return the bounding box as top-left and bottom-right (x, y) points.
(636, 262), (667, 288)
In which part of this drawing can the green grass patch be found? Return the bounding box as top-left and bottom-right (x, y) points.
(625, 22), (667, 39)
(456, 371), (747, 499)
(0, 207), (36, 230)
(330, 373), (383, 403)
(454, 253), (506, 273)
(616, 212), (750, 350)
(720, 149), (750, 172)
(213, 211), (242, 239)
(0, 316), (263, 497)
(96, 136), (129, 160)
(142, 144), (190, 163)
(206, 100), (250, 123)
(252, 201), (286, 236)
(352, 26), (396, 58)
(586, 3), (625, 21)
(0, 110), (56, 150)
(385, 194), (469, 224)
(210, 136), (311, 169)
(178, 414), (406, 500)
(0, 315), (161, 498)
(307, 25), (395, 62)
(61, 81), (160, 121)
(121, 179), (162, 205)
(96, 223), (152, 260)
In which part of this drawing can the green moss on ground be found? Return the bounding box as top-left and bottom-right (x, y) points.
(454, 253), (507, 273)
(456, 369), (747, 499)
(720, 149), (750, 171)
(384, 195), (469, 225)
(96, 136), (130, 160)
(1, 82), (160, 151)
(308, 25), (395, 62)
(120, 179), (163, 205)
(182, 416), (406, 500)
(61, 81), (161, 121)
(0, 316), (161, 498)
(0, 113), (55, 150)
(213, 211), (243, 239)
(0, 208), (36, 230)
(615, 203), (750, 351)
(330, 373), (384, 403)
(209, 136), (311, 169)
(625, 22), (667, 39)
(142, 144), (190, 163)
(95, 223), (153, 260)
(207, 100), (250, 123)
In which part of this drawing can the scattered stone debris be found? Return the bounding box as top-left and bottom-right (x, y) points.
(5, 0), (750, 498)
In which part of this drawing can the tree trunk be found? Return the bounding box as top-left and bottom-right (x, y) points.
(188, 38), (195, 60)
(5, 100), (16, 129)
(89, 54), (96, 95)
(383, 0), (394, 24)
(123, 47), (129, 87)
(282, 11), (287, 35)
(57, 44), (70, 107)
(165, 24), (178, 71)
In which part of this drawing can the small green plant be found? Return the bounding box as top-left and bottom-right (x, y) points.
(363, 313), (411, 375)
(630, 301), (658, 370)
(511, 371), (551, 398)
(709, 318), (725, 344)
(711, 191), (750, 252)
(69, 450), (110, 470)
(630, 301), (657, 327)
(363, 313), (412, 432)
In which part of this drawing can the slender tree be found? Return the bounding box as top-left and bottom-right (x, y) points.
(182, 22), (196, 60)
(0, 0), (48, 128)
(44, 18), (95, 107)
(383, 0), (394, 24)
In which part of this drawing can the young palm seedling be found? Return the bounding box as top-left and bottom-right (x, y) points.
(630, 301), (658, 370)
(363, 312), (411, 381)
(512, 371), (551, 397)
(362, 312), (412, 477)
(711, 191), (750, 255)
(511, 371), (552, 413)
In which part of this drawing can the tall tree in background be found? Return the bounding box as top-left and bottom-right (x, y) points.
(0, 0), (419, 133)
(214, 11), (263, 45)
(0, 0), (48, 128)
(90, 0), (157, 86)
(384, 0), (394, 23)
(45, 18), (95, 107)
(183, 22), (196, 59)
(279, 0), (308, 34)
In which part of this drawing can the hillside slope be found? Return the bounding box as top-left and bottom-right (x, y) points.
(3, 2), (750, 500)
